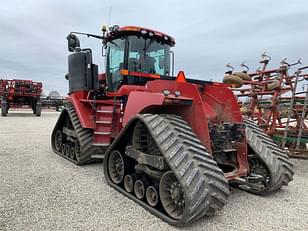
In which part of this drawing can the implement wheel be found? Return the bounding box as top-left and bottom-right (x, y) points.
(233, 72), (251, 81)
(223, 74), (243, 88)
(1, 103), (7, 116)
(1, 100), (8, 117)
(267, 80), (280, 90)
(35, 102), (42, 117)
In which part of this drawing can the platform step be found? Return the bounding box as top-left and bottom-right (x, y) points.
(93, 143), (110, 147)
(91, 154), (105, 159)
(97, 110), (113, 113)
(96, 120), (112, 124)
(94, 131), (112, 135)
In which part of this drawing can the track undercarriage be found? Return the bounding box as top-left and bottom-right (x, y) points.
(104, 114), (229, 225)
(51, 106), (294, 225)
(51, 104), (104, 165)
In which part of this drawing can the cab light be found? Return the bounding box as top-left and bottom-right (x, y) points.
(141, 29), (147, 35)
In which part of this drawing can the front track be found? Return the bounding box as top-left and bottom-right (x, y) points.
(104, 114), (230, 225)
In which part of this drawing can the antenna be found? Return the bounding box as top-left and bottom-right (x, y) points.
(107, 6), (113, 26)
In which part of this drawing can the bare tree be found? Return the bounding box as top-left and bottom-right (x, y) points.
(49, 91), (61, 99)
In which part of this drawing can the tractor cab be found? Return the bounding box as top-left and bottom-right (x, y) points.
(104, 26), (175, 91)
(66, 26), (175, 94)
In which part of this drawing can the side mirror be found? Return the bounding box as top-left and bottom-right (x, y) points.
(66, 33), (80, 52)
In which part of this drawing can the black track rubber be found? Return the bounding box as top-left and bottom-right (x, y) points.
(244, 119), (294, 194)
(104, 114), (230, 225)
(51, 103), (103, 165)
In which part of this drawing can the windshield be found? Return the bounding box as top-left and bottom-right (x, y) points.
(127, 36), (170, 75)
(106, 35), (171, 91)
(106, 38), (125, 91)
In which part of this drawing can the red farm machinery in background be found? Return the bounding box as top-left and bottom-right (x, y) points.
(51, 26), (293, 225)
(0, 79), (43, 116)
(223, 53), (308, 158)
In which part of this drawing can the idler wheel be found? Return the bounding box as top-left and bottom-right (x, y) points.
(159, 171), (185, 220)
(54, 130), (62, 152)
(108, 150), (125, 184)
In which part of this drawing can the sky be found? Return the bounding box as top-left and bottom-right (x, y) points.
(1, 0), (308, 95)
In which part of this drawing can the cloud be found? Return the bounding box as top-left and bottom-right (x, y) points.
(0, 0), (307, 94)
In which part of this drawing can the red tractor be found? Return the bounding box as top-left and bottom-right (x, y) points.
(51, 25), (294, 225)
(0, 79), (42, 116)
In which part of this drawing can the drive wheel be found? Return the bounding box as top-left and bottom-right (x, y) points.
(108, 150), (125, 184)
(159, 171), (185, 220)
(146, 186), (159, 207)
(54, 130), (63, 152)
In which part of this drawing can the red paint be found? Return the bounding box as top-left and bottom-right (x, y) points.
(123, 91), (165, 126)
(68, 76), (249, 178)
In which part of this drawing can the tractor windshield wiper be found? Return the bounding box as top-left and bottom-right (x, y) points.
(108, 40), (120, 48)
(143, 38), (155, 52)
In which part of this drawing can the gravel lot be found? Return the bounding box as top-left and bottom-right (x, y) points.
(0, 111), (308, 231)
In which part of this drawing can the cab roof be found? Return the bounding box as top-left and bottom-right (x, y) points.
(105, 25), (175, 46)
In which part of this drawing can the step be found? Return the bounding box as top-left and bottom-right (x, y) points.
(95, 126), (112, 133)
(97, 110), (113, 113)
(96, 114), (113, 122)
(96, 120), (112, 124)
(94, 131), (112, 135)
(93, 134), (111, 145)
(92, 143), (110, 147)
(91, 154), (105, 159)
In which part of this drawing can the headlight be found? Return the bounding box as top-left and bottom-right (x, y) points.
(174, 90), (181, 97)
(162, 89), (170, 96)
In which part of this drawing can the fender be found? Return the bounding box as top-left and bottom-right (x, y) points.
(122, 91), (165, 126)
(123, 80), (213, 152)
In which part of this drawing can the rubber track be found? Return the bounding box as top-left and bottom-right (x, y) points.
(106, 114), (230, 225)
(52, 103), (101, 165)
(244, 119), (294, 194)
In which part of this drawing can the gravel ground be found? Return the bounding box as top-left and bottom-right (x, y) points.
(0, 110), (308, 231)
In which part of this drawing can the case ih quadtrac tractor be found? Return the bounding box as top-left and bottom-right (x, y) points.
(51, 25), (294, 225)
(0, 79), (42, 116)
